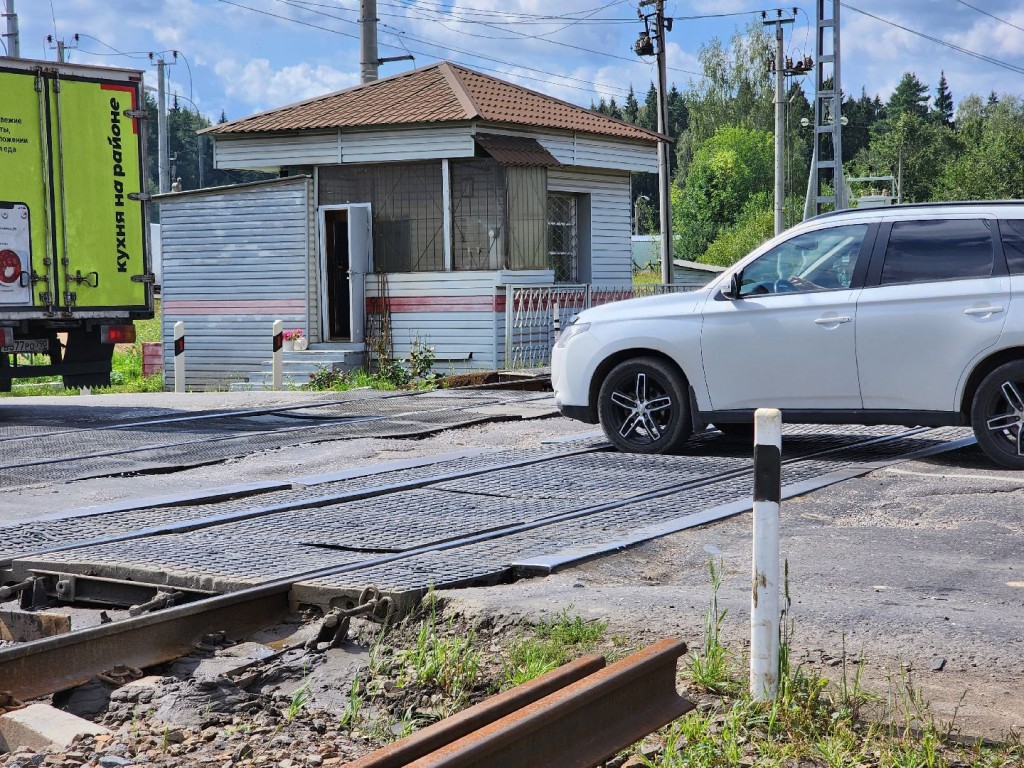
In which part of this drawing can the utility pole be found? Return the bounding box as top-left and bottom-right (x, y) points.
(764, 11), (795, 236)
(636, 1), (673, 284)
(2, 0), (19, 58)
(151, 51), (177, 195)
(360, 0), (379, 83)
(47, 33), (78, 63)
(359, 0), (412, 84)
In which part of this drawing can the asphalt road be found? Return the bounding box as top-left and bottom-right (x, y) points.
(1, 389), (1020, 739)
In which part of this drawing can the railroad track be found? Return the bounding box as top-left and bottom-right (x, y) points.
(0, 423), (975, 700)
(0, 389), (556, 488)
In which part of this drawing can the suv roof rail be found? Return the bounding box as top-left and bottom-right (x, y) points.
(806, 199), (1024, 223)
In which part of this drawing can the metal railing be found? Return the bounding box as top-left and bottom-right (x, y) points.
(504, 282), (702, 368)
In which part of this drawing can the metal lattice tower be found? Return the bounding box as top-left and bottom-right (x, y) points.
(804, 0), (846, 218)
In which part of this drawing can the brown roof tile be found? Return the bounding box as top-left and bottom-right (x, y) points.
(204, 62), (660, 144)
(474, 133), (561, 167)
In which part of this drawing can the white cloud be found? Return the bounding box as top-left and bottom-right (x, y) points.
(213, 58), (359, 110)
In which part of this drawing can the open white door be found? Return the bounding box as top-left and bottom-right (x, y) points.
(347, 204), (371, 344)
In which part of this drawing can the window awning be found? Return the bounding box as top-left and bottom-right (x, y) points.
(474, 133), (562, 167)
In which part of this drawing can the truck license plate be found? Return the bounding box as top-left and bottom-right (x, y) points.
(1, 339), (49, 354)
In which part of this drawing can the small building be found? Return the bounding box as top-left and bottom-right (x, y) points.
(157, 62), (661, 388)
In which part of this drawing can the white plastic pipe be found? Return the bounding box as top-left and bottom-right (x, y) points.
(272, 319), (283, 391)
(751, 407), (782, 701)
(173, 321), (185, 394)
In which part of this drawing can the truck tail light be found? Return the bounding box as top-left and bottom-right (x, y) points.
(0, 328), (12, 347)
(100, 324), (136, 344)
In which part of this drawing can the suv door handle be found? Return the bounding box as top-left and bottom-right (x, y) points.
(814, 316), (851, 325)
(964, 306), (1004, 316)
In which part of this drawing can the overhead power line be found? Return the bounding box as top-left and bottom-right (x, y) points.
(218, 0), (634, 97)
(841, 2), (1024, 77)
(953, 0), (1024, 36)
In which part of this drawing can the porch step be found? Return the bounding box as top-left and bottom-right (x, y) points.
(229, 346), (366, 391)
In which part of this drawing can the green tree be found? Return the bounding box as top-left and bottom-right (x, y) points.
(933, 71), (954, 127)
(623, 86), (639, 123)
(673, 126), (773, 261)
(887, 72), (930, 119)
(854, 111), (958, 202)
(937, 96), (1024, 200)
(638, 82), (658, 131)
(701, 193), (774, 267)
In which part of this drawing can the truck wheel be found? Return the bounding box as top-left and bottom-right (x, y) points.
(971, 361), (1024, 470)
(597, 357), (691, 454)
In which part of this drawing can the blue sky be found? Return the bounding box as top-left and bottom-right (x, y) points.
(6, 1), (1024, 123)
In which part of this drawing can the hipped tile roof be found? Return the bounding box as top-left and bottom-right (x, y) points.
(203, 62), (661, 144)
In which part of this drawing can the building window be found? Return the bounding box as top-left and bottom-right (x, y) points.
(319, 162), (444, 272)
(548, 193), (578, 283)
(451, 159), (505, 271)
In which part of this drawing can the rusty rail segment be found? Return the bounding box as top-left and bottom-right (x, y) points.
(354, 637), (694, 768)
(347, 654), (607, 768)
(0, 584), (291, 700)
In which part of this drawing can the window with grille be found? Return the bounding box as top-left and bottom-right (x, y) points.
(451, 159), (505, 270)
(319, 162), (444, 272)
(548, 193), (578, 283)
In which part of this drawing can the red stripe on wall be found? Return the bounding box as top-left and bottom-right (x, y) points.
(366, 295), (507, 313)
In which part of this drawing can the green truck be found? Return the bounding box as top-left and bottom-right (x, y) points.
(0, 57), (154, 390)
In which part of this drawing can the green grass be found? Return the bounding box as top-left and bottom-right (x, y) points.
(502, 608), (607, 689)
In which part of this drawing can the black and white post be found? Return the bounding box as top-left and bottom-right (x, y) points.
(751, 407), (782, 701)
(272, 319), (283, 391)
(173, 321), (185, 394)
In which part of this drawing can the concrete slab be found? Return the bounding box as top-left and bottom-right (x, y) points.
(0, 703), (110, 752)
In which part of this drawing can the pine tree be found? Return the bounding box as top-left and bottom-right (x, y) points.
(638, 82), (658, 131)
(217, 109), (228, 124)
(607, 97), (622, 120)
(623, 86), (639, 123)
(932, 71), (953, 127)
(887, 72), (930, 119)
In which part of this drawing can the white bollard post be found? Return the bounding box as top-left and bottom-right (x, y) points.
(272, 319), (283, 391)
(173, 321), (185, 394)
(552, 302), (561, 345)
(751, 407), (782, 702)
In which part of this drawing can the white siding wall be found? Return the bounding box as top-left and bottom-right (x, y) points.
(340, 126), (476, 163)
(159, 177), (311, 389)
(213, 133), (340, 170)
(548, 168), (633, 285)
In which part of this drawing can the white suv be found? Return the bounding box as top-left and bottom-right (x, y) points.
(552, 202), (1024, 469)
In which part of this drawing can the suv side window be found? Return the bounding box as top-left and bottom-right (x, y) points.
(738, 224), (867, 297)
(880, 219), (993, 285)
(1001, 219), (1024, 274)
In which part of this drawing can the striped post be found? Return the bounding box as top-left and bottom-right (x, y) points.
(173, 321), (185, 394)
(272, 319), (283, 391)
(751, 407), (782, 701)
(552, 302), (561, 345)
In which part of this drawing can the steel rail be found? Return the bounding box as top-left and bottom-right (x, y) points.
(346, 654), (607, 768)
(0, 396), (543, 474)
(0, 387), (551, 445)
(354, 638), (693, 768)
(0, 426), (962, 699)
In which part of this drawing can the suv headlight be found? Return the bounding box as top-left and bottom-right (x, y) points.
(555, 322), (590, 348)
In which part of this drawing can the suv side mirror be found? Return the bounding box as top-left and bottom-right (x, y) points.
(727, 270), (743, 300)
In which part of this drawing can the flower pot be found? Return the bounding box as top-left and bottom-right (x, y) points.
(293, 336), (308, 351)
(282, 339), (295, 352)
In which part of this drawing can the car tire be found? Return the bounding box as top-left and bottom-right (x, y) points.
(714, 422), (755, 439)
(971, 360), (1024, 470)
(597, 357), (691, 454)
